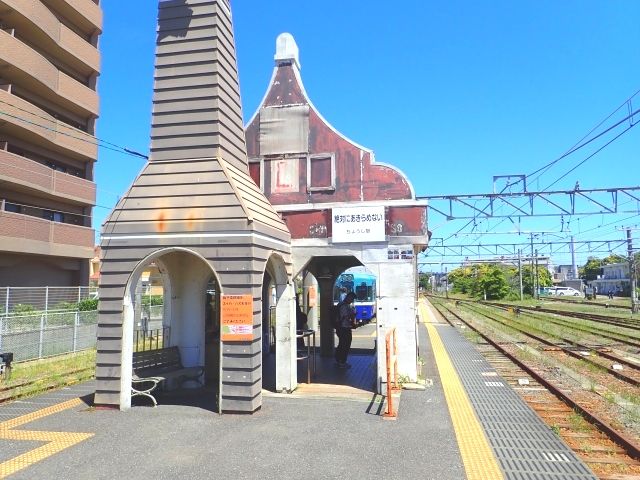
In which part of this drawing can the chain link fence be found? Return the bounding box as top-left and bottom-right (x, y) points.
(0, 287), (168, 363)
(0, 286), (98, 314)
(0, 310), (98, 362)
(0, 286), (99, 362)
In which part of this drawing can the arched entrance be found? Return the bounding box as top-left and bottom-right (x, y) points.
(120, 247), (222, 411)
(261, 253), (295, 393)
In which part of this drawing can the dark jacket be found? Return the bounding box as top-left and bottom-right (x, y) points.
(336, 302), (355, 329)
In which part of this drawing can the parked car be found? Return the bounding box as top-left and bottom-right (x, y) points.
(551, 286), (581, 296)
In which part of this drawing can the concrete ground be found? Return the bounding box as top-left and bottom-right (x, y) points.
(0, 321), (464, 480)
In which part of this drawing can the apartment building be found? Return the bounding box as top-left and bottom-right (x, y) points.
(0, 0), (101, 286)
(590, 262), (630, 296)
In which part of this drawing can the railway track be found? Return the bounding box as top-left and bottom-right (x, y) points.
(488, 302), (640, 331)
(459, 302), (640, 387)
(544, 296), (633, 311)
(0, 367), (94, 404)
(484, 302), (640, 350)
(429, 299), (640, 479)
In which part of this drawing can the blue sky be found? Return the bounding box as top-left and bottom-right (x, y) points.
(95, 1), (640, 269)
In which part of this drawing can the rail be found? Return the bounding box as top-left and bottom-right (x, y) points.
(383, 327), (400, 418)
(296, 329), (316, 384)
(134, 327), (170, 353)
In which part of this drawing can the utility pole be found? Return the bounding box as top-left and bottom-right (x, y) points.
(570, 236), (578, 280)
(530, 233), (534, 297)
(445, 267), (448, 299)
(627, 229), (639, 313)
(518, 249), (523, 301)
(533, 248), (540, 300)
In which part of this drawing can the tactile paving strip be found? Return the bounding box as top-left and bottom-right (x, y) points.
(0, 382), (96, 479)
(436, 325), (597, 480)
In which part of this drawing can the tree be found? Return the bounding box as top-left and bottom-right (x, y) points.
(521, 265), (553, 295)
(580, 254), (626, 281)
(418, 273), (432, 291)
(472, 265), (510, 299)
(448, 264), (511, 299)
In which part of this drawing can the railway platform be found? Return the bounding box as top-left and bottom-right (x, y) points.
(0, 304), (603, 480)
(420, 301), (598, 480)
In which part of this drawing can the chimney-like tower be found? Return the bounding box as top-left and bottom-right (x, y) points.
(95, 0), (292, 412)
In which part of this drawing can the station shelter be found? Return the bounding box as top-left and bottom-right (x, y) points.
(94, 0), (294, 414)
(245, 34), (429, 394)
(94, 0), (428, 413)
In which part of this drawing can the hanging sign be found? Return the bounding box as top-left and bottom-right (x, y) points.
(332, 205), (386, 243)
(221, 294), (254, 342)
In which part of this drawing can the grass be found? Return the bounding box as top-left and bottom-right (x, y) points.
(568, 411), (590, 432)
(1, 350), (95, 400)
(620, 390), (640, 407)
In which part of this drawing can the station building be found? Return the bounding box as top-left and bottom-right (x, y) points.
(245, 33), (429, 392)
(95, 0), (428, 412)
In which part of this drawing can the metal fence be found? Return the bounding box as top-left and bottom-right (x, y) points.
(0, 286), (98, 315)
(0, 286), (168, 362)
(0, 310), (98, 362)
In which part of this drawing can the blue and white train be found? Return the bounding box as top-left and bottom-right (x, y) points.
(334, 272), (377, 322)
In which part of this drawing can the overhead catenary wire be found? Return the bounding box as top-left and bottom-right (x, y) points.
(0, 99), (149, 160)
(432, 89), (640, 246)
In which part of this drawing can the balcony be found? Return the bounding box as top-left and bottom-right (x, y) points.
(0, 0), (100, 74)
(0, 30), (99, 117)
(0, 210), (94, 259)
(0, 89), (97, 160)
(42, 0), (103, 36)
(0, 149), (95, 205)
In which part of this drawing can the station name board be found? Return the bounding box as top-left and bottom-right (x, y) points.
(332, 206), (386, 243)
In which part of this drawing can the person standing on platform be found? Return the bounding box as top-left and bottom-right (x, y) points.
(295, 295), (308, 349)
(339, 287), (348, 302)
(335, 292), (356, 369)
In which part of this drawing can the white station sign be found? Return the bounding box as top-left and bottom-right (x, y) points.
(332, 206), (386, 243)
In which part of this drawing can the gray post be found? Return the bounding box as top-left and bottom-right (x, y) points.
(518, 249), (523, 301)
(73, 311), (79, 352)
(534, 249), (539, 300)
(530, 233), (535, 296)
(44, 286), (49, 324)
(570, 236), (578, 279)
(627, 229), (639, 313)
(445, 267), (448, 299)
(4, 287), (9, 317)
(39, 314), (45, 358)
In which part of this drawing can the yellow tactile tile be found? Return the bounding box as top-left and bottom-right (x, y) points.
(419, 302), (504, 480)
(0, 398), (94, 479)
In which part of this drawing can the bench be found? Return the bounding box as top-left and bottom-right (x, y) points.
(131, 346), (204, 406)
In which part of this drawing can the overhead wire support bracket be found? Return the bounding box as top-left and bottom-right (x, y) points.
(418, 186), (640, 220)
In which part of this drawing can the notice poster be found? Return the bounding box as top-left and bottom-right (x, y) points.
(221, 294), (254, 342)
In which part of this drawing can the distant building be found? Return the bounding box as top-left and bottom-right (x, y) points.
(553, 264), (575, 283)
(590, 263), (630, 295)
(89, 246), (101, 287)
(0, 1), (102, 287)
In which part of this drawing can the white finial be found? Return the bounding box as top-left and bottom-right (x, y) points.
(274, 33), (300, 69)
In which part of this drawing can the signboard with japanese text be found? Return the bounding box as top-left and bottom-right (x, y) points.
(221, 294), (254, 342)
(332, 206), (386, 243)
